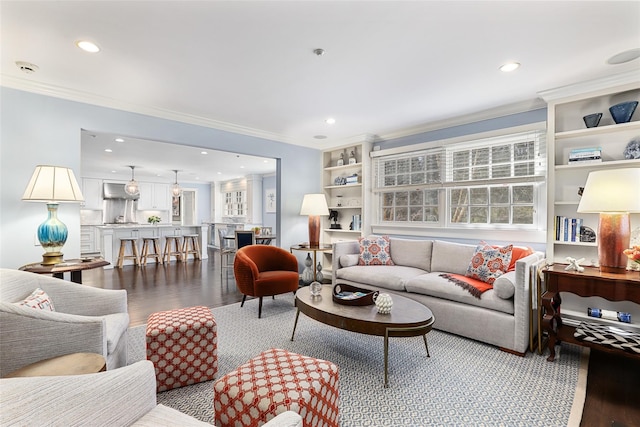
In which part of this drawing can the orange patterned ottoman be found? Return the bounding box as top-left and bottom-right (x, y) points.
(146, 305), (218, 392)
(213, 348), (339, 427)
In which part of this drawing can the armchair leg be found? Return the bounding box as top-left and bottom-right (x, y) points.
(241, 295), (247, 307)
(258, 297), (263, 318)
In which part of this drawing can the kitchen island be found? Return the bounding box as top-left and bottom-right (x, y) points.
(97, 224), (208, 268)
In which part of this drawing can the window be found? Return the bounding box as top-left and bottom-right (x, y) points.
(224, 190), (245, 216)
(374, 130), (545, 229)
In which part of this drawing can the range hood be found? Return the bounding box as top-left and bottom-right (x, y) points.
(103, 183), (139, 200)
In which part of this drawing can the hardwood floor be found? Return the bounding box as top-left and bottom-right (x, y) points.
(80, 247), (638, 426)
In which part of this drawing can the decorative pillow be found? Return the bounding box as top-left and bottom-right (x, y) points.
(505, 246), (534, 272)
(466, 241), (513, 284)
(358, 235), (394, 266)
(493, 273), (516, 299)
(340, 254), (359, 268)
(14, 288), (55, 311)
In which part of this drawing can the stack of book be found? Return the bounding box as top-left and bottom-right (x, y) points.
(568, 147), (602, 165)
(555, 216), (583, 242)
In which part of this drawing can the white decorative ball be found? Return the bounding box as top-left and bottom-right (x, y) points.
(375, 293), (393, 314)
(310, 281), (322, 296)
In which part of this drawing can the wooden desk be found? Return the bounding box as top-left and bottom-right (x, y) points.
(19, 258), (110, 284)
(3, 353), (106, 378)
(542, 264), (640, 361)
(290, 244), (332, 282)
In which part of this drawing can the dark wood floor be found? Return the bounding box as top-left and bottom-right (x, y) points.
(81, 248), (639, 426)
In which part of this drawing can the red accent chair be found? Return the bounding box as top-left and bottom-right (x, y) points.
(233, 245), (299, 318)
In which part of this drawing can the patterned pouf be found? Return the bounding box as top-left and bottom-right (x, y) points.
(213, 348), (339, 427)
(146, 305), (218, 392)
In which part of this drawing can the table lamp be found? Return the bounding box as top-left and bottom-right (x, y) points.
(300, 194), (329, 247)
(577, 168), (640, 273)
(22, 165), (85, 265)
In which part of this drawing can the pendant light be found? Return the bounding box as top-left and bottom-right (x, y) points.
(171, 169), (182, 198)
(124, 165), (139, 196)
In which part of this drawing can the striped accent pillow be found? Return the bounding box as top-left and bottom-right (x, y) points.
(15, 288), (55, 311)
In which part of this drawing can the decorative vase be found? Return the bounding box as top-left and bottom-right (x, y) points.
(609, 101), (638, 124)
(582, 113), (602, 128)
(375, 293), (393, 314)
(316, 262), (323, 283)
(38, 203), (68, 265)
(310, 281), (322, 296)
(302, 253), (314, 284)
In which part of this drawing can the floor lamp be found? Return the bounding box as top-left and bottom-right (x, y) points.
(300, 194), (329, 247)
(577, 168), (640, 273)
(22, 165), (85, 265)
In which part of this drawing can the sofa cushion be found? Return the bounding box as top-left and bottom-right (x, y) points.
(405, 273), (514, 315)
(340, 254), (359, 267)
(430, 240), (477, 275)
(493, 271), (516, 299)
(358, 235), (394, 266)
(104, 313), (130, 354)
(390, 238), (433, 271)
(336, 265), (426, 292)
(14, 288), (55, 311)
(466, 242), (512, 284)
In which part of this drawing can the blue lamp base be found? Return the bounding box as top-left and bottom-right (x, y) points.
(38, 203), (68, 265)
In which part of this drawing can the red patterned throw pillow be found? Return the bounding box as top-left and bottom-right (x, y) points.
(358, 235), (394, 266)
(466, 241), (513, 284)
(14, 288), (55, 311)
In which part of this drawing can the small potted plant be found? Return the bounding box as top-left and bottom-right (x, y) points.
(252, 226), (261, 235)
(147, 215), (161, 225)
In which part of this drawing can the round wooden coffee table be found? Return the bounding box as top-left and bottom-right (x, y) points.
(3, 353), (106, 378)
(291, 285), (434, 387)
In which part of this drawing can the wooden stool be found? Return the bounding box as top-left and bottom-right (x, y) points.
(163, 236), (183, 263)
(182, 234), (201, 261)
(116, 237), (140, 268)
(140, 237), (163, 265)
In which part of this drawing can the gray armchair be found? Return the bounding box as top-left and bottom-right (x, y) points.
(0, 268), (129, 377)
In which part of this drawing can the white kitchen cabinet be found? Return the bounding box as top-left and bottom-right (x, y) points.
(540, 72), (640, 266)
(138, 182), (171, 210)
(81, 178), (103, 210)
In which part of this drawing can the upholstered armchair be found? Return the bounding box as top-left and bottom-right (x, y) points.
(0, 268), (129, 377)
(233, 245), (299, 318)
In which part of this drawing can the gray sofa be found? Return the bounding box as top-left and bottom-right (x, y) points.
(0, 360), (303, 426)
(332, 238), (544, 355)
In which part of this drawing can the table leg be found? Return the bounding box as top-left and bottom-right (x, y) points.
(312, 251), (317, 282)
(53, 272), (64, 280)
(541, 290), (561, 362)
(290, 308), (301, 341)
(70, 271), (82, 284)
(384, 329), (390, 388)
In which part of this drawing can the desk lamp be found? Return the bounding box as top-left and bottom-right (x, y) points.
(22, 165), (84, 265)
(577, 168), (640, 273)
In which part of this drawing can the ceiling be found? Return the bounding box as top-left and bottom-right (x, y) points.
(2, 1), (640, 178)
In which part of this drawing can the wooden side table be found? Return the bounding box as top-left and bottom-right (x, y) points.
(290, 243), (332, 282)
(19, 258), (110, 284)
(3, 353), (106, 378)
(542, 264), (640, 362)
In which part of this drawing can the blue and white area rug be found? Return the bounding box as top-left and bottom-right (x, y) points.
(128, 298), (587, 426)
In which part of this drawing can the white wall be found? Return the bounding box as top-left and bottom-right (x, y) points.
(0, 87), (321, 269)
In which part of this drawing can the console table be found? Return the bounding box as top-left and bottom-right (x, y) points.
(19, 258), (110, 284)
(542, 264), (640, 362)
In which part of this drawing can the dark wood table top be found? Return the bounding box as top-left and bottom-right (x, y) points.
(19, 258), (110, 274)
(3, 353), (106, 378)
(295, 285), (434, 337)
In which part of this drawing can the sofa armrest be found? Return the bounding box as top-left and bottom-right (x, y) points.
(41, 283), (128, 317)
(0, 303), (107, 377)
(0, 360), (157, 426)
(512, 251), (545, 353)
(331, 241), (360, 284)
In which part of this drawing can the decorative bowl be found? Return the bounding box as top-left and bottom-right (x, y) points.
(609, 101), (638, 124)
(582, 113), (602, 128)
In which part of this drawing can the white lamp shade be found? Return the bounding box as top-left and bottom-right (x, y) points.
(22, 165), (84, 202)
(577, 168), (640, 213)
(300, 194), (329, 216)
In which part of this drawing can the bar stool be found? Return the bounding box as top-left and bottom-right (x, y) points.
(182, 234), (201, 261)
(163, 235), (183, 263)
(140, 237), (163, 265)
(116, 237), (140, 268)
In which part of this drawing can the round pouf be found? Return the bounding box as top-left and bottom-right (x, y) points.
(214, 348), (339, 427)
(146, 305), (218, 392)
(375, 293), (394, 314)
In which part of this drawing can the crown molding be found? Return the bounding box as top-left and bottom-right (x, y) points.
(0, 75), (294, 144)
(538, 70), (640, 102)
(374, 98), (546, 143)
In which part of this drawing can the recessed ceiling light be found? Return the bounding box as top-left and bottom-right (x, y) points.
(240, 166), (245, 169)
(217, 172), (222, 175)
(115, 138), (124, 142)
(111, 170), (117, 173)
(607, 48), (640, 65)
(263, 160), (269, 163)
(201, 151), (208, 155)
(325, 118), (336, 125)
(76, 40), (100, 53)
(15, 61), (39, 74)
(104, 148), (112, 153)
(499, 62), (521, 72)
(314, 135), (328, 139)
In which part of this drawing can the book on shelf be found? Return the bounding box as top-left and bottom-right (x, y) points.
(567, 157), (602, 165)
(569, 147), (602, 157)
(555, 216), (583, 242)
